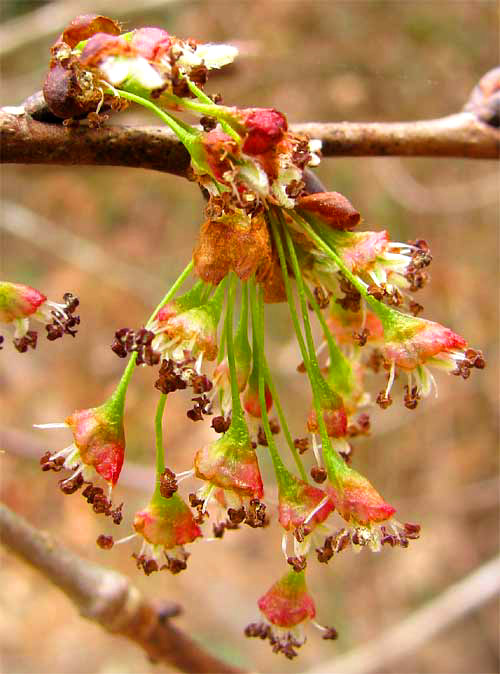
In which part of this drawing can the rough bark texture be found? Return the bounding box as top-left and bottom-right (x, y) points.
(0, 502), (246, 674)
(1, 108), (498, 181)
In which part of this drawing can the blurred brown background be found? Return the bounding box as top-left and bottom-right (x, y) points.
(0, 1), (498, 673)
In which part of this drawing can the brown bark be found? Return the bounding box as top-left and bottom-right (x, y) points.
(0, 502), (246, 674)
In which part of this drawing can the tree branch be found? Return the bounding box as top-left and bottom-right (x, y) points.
(1, 107), (498, 178)
(307, 554), (500, 674)
(0, 502), (246, 674)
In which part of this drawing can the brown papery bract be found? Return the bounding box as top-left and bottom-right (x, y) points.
(193, 213), (272, 286)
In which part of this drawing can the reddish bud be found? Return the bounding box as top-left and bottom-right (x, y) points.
(0, 282), (46, 323)
(240, 108), (288, 155)
(130, 27), (171, 60)
(298, 192), (361, 230)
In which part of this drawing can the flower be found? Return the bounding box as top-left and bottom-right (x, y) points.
(38, 396), (125, 489)
(320, 464), (421, 555)
(0, 282), (80, 352)
(194, 422), (264, 501)
(278, 476), (333, 536)
(245, 569), (334, 659)
(327, 466), (395, 527)
(326, 302), (384, 347)
(132, 493), (202, 574)
(149, 281), (226, 365)
(377, 312), (485, 406)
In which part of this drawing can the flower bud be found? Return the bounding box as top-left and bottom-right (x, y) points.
(129, 27), (171, 60)
(243, 381), (272, 419)
(307, 376), (347, 438)
(298, 192), (361, 230)
(239, 108), (288, 155)
(0, 282), (46, 323)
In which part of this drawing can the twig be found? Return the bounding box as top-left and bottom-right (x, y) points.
(307, 554), (500, 674)
(0, 501), (246, 674)
(1, 109), (498, 177)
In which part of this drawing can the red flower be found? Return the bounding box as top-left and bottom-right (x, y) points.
(258, 569), (315, 629)
(327, 469), (395, 526)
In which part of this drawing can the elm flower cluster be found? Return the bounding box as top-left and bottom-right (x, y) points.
(35, 15), (486, 660)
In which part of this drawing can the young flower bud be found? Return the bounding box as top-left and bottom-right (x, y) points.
(0, 282), (46, 323)
(194, 422), (264, 499)
(307, 376), (347, 439)
(129, 27), (171, 60)
(238, 108), (288, 156)
(243, 379), (272, 419)
(298, 192), (361, 231)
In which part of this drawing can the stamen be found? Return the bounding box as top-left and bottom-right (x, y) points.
(114, 533), (138, 546)
(282, 533), (289, 561)
(311, 433), (322, 466)
(385, 361), (396, 397)
(33, 423), (68, 430)
(303, 495), (330, 526)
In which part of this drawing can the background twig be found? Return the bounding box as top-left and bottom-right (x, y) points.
(0, 502), (246, 674)
(306, 555), (500, 674)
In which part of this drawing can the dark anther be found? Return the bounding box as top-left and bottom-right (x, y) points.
(287, 555), (307, 572)
(159, 468), (178, 498)
(294, 437), (310, 454)
(213, 522), (226, 538)
(367, 284), (386, 301)
(322, 627), (339, 640)
(352, 328), (370, 346)
(191, 374), (213, 394)
(212, 415), (231, 433)
(39, 450), (65, 472)
(187, 394), (212, 421)
(96, 534), (114, 550)
(227, 506), (246, 525)
(257, 426), (268, 446)
(310, 466), (327, 483)
(336, 274), (361, 312)
(313, 285), (330, 309)
(200, 115), (217, 131)
(293, 524), (312, 543)
(58, 472), (84, 494)
(14, 330), (38, 352)
(269, 418), (280, 435)
(403, 385), (420, 410)
(376, 390), (393, 409)
(245, 499), (268, 528)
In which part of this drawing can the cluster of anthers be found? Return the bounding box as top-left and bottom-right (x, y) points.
(0, 15), (485, 660)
